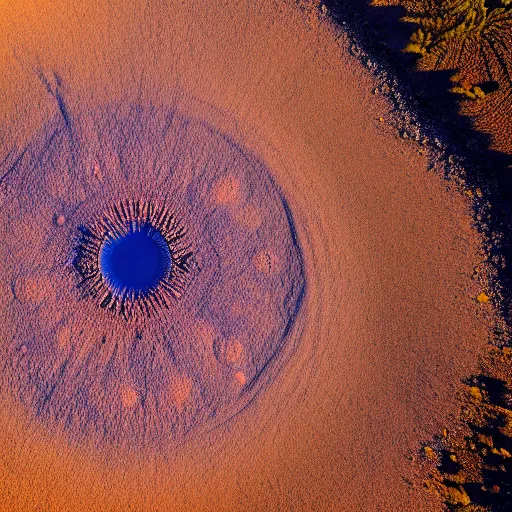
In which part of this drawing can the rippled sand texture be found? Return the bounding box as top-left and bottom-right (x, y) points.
(0, 1), (499, 511)
(373, 0), (512, 155)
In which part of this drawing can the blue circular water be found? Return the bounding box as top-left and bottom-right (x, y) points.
(99, 226), (172, 296)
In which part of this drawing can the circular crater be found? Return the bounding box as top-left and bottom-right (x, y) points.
(100, 226), (172, 296)
(0, 104), (306, 451)
(72, 200), (193, 319)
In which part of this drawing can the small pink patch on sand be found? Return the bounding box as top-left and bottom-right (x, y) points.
(170, 375), (192, 412)
(225, 339), (244, 364)
(253, 249), (279, 275)
(56, 214), (66, 226)
(214, 176), (241, 205)
(215, 337), (245, 365)
(14, 276), (54, 305)
(93, 161), (102, 180)
(234, 371), (246, 386)
(56, 325), (72, 350)
(121, 386), (138, 409)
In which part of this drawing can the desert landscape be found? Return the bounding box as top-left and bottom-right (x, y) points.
(0, 1), (510, 511)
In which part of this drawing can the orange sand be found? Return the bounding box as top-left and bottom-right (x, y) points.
(0, 1), (498, 510)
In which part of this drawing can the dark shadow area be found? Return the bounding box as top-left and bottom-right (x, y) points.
(479, 81), (501, 95)
(438, 449), (461, 475)
(485, 0), (511, 10)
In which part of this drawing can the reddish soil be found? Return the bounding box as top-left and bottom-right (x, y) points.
(0, 1), (500, 510)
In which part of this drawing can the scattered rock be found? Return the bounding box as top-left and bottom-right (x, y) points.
(469, 386), (483, 400)
(445, 485), (471, 506)
(477, 292), (489, 303)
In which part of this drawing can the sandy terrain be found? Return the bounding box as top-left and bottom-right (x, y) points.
(0, 1), (499, 510)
